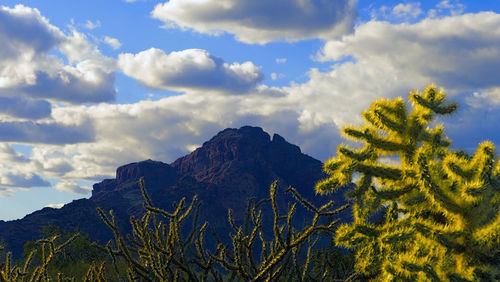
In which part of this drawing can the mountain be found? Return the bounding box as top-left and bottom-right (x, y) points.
(0, 126), (351, 258)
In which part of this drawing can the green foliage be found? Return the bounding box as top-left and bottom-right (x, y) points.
(317, 85), (500, 281)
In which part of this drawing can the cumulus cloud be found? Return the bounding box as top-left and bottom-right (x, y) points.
(54, 180), (91, 195)
(319, 12), (500, 91)
(118, 48), (264, 94)
(1, 6), (499, 205)
(288, 11), (500, 148)
(0, 5), (64, 54)
(0, 172), (50, 188)
(0, 144), (29, 163)
(0, 5), (117, 104)
(0, 120), (94, 144)
(0, 96), (51, 119)
(151, 0), (357, 44)
(103, 36), (121, 49)
(2, 90), (340, 184)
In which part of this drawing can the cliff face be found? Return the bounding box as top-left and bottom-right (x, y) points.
(0, 126), (351, 258)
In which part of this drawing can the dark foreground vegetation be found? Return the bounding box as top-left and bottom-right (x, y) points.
(1, 179), (354, 281)
(1, 85), (499, 281)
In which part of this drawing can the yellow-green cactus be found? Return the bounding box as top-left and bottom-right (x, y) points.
(317, 85), (499, 281)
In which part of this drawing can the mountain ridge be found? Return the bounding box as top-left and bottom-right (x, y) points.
(0, 126), (351, 258)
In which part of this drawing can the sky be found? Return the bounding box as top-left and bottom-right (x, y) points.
(0, 0), (499, 220)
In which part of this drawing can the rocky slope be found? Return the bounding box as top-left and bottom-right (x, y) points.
(0, 126), (351, 258)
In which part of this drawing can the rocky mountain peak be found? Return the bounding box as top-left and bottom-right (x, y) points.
(0, 126), (351, 259)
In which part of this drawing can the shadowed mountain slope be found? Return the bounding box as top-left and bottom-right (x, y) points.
(0, 126), (351, 258)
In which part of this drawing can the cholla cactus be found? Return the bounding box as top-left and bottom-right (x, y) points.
(98, 178), (350, 281)
(316, 85), (500, 281)
(0, 233), (82, 282)
(210, 181), (349, 281)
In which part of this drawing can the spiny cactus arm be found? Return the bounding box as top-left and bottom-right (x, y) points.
(139, 177), (154, 207)
(375, 182), (416, 200)
(286, 203), (296, 246)
(227, 209), (238, 234)
(443, 154), (475, 181)
(317, 147), (375, 194)
(20, 250), (35, 278)
(269, 181), (285, 249)
(357, 163), (404, 181)
(337, 145), (375, 162)
(143, 199), (182, 218)
(416, 151), (463, 215)
(232, 228), (252, 280)
(315, 177), (344, 195)
(97, 208), (151, 280)
(302, 235), (320, 281)
(179, 195), (198, 222)
(253, 214), (338, 281)
(362, 97), (407, 133)
(410, 85), (458, 115)
(343, 127), (408, 154)
(269, 263), (286, 281)
(0, 252), (15, 282)
(185, 203), (202, 247)
(471, 142), (496, 187)
(473, 211), (500, 256)
(335, 223), (369, 249)
(210, 246), (240, 273)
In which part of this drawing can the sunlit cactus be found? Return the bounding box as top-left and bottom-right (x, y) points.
(317, 85), (500, 281)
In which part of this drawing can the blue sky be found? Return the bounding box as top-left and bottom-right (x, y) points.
(0, 0), (499, 220)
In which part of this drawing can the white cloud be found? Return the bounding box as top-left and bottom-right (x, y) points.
(103, 36), (121, 49)
(0, 120), (94, 144)
(319, 12), (500, 92)
(466, 87), (500, 108)
(44, 203), (65, 209)
(0, 6), (499, 205)
(118, 48), (264, 93)
(84, 19), (101, 30)
(54, 180), (91, 195)
(0, 96), (51, 119)
(0, 172), (50, 189)
(151, 0), (357, 44)
(289, 11), (500, 150)
(0, 5), (64, 54)
(0, 5), (117, 105)
(436, 0), (466, 16)
(392, 3), (422, 19)
(0, 89), (339, 184)
(0, 144), (29, 163)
